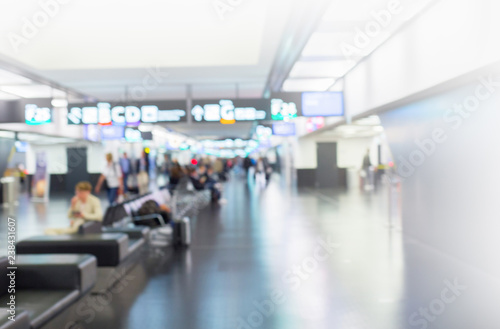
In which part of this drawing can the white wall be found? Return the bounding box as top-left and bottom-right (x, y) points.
(344, 0), (500, 118)
(87, 143), (105, 174)
(337, 0), (500, 276)
(293, 137), (317, 169)
(379, 73), (500, 276)
(337, 138), (373, 169)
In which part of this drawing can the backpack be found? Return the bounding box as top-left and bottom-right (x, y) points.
(138, 200), (160, 216)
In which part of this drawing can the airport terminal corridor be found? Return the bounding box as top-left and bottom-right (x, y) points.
(1, 0), (500, 327)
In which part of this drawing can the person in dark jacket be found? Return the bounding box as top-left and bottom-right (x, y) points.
(168, 161), (184, 190)
(187, 166), (204, 191)
(136, 150), (150, 195)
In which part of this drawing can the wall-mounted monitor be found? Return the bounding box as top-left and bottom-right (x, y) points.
(301, 92), (344, 117)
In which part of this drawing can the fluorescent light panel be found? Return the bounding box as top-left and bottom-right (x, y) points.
(0, 85), (53, 98)
(0, 131), (16, 139)
(301, 32), (355, 57)
(289, 60), (356, 78)
(0, 90), (21, 100)
(51, 99), (68, 107)
(0, 68), (33, 85)
(282, 78), (335, 92)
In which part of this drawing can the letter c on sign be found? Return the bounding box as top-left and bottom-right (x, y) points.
(112, 106), (125, 124)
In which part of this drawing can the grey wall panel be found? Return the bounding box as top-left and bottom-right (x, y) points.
(0, 98), (51, 123)
(297, 169), (316, 188)
(379, 74), (500, 276)
(316, 142), (347, 189)
(66, 147), (89, 193)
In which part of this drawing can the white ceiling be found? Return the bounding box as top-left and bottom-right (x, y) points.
(0, 0), (296, 101)
(0, 0), (415, 140)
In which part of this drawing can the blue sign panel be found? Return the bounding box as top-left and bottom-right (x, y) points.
(272, 122), (296, 136)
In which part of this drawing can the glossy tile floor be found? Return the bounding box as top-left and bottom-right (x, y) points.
(2, 176), (500, 328)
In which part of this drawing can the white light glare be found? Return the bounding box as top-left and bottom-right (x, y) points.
(51, 99), (68, 107)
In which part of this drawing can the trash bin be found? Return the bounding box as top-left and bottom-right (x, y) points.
(1, 176), (19, 207)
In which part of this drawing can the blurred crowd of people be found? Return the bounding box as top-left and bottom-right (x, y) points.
(96, 150), (150, 205)
(44, 152), (274, 236)
(95, 150), (274, 206)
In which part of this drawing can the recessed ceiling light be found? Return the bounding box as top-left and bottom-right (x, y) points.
(51, 99), (68, 107)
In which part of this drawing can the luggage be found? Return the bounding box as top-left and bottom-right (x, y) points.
(149, 226), (173, 247)
(172, 217), (191, 247)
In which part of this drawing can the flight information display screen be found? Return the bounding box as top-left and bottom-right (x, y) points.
(301, 92), (344, 117)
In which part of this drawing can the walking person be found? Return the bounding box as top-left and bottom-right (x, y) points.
(136, 150), (150, 195)
(119, 152), (132, 194)
(255, 157), (267, 188)
(362, 149), (374, 191)
(95, 153), (123, 205)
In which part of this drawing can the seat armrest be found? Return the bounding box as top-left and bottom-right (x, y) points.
(16, 254), (97, 293)
(0, 308), (30, 329)
(16, 234), (129, 267)
(78, 221), (103, 235)
(103, 226), (150, 239)
(133, 214), (165, 226)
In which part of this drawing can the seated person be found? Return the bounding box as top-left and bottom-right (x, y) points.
(45, 181), (103, 235)
(204, 166), (221, 202)
(137, 200), (172, 227)
(187, 166), (205, 191)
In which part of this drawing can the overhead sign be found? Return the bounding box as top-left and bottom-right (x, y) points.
(124, 128), (143, 142)
(271, 99), (298, 120)
(67, 101), (187, 125)
(255, 125), (273, 141)
(25, 104), (52, 125)
(0, 99), (52, 124)
(141, 131), (153, 141)
(101, 126), (125, 140)
(306, 117), (325, 133)
(270, 93), (301, 120)
(191, 99), (270, 123)
(272, 122), (296, 136)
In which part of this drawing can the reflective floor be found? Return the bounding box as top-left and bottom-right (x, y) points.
(2, 176), (500, 328)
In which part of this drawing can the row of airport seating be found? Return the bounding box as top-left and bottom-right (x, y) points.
(0, 192), (170, 329)
(0, 227), (148, 329)
(0, 187), (210, 328)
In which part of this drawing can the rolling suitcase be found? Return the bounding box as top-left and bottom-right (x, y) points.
(172, 217), (191, 247)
